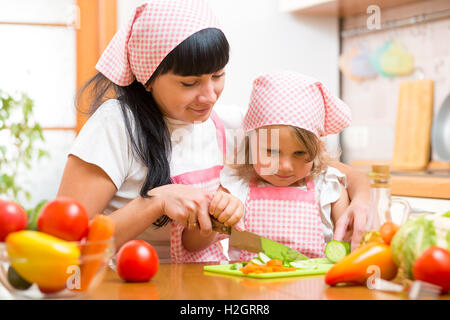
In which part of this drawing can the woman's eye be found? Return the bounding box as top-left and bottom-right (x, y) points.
(181, 81), (197, 87)
(212, 72), (225, 79)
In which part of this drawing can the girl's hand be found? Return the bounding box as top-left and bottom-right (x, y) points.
(209, 190), (244, 227)
(148, 184), (213, 235)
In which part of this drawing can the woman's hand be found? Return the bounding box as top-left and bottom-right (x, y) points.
(328, 161), (371, 251)
(333, 200), (370, 251)
(148, 184), (213, 235)
(209, 190), (244, 227)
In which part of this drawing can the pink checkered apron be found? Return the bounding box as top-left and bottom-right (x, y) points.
(237, 179), (326, 261)
(170, 111), (229, 263)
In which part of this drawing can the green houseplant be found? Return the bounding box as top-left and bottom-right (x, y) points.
(0, 89), (49, 206)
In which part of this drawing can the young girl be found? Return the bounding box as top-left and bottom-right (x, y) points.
(175, 70), (353, 261)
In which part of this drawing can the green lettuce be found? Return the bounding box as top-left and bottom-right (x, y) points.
(391, 212), (450, 279)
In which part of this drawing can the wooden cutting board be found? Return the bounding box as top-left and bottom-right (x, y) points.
(392, 79), (434, 170)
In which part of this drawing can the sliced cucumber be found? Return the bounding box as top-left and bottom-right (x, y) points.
(230, 263), (243, 270)
(325, 240), (350, 263)
(250, 257), (265, 265)
(258, 252), (271, 264)
(289, 258), (332, 268)
(290, 260), (317, 269)
(7, 266), (32, 290)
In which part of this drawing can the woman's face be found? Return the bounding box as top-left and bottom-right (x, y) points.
(251, 125), (313, 187)
(149, 68), (226, 123)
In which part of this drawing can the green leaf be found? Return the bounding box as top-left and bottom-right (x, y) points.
(38, 149), (50, 159)
(10, 123), (21, 137)
(26, 200), (47, 231)
(0, 90), (49, 203)
(22, 97), (34, 116)
(0, 146), (6, 157)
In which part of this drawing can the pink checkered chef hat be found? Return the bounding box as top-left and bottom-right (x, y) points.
(96, 0), (220, 86)
(243, 71), (352, 137)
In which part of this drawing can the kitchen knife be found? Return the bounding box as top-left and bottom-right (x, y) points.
(210, 217), (309, 261)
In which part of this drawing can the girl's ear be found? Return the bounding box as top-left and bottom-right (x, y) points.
(314, 82), (352, 135)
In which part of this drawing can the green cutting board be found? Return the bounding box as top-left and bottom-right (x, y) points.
(204, 259), (333, 279)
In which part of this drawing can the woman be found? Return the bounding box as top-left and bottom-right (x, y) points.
(58, 0), (370, 263)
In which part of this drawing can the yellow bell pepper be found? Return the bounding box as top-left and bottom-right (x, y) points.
(6, 230), (80, 291)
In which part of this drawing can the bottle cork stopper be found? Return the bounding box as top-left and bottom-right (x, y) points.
(372, 165), (390, 175)
(370, 164), (390, 180)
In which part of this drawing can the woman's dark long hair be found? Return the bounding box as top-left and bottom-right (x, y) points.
(77, 28), (230, 227)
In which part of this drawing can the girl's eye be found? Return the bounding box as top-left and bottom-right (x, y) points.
(181, 81), (197, 87)
(295, 151), (306, 156)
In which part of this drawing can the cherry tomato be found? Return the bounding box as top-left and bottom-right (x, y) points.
(413, 246), (450, 293)
(37, 197), (89, 241)
(0, 199), (27, 241)
(379, 221), (400, 245)
(116, 240), (159, 282)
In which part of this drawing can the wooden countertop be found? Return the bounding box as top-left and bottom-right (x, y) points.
(351, 161), (450, 199)
(86, 264), (450, 300)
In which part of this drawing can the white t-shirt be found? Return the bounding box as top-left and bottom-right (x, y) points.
(219, 166), (347, 243)
(69, 99), (246, 263)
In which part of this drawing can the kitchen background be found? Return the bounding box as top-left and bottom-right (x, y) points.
(339, 0), (450, 164)
(0, 0), (449, 213)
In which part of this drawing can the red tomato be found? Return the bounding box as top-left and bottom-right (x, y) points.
(37, 197), (89, 241)
(379, 221), (400, 245)
(116, 240), (159, 282)
(0, 199), (27, 241)
(413, 246), (450, 293)
(38, 285), (65, 295)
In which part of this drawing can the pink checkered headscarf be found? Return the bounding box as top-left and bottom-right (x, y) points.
(243, 71), (352, 137)
(96, 0), (220, 86)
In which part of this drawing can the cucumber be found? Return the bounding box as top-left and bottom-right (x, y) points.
(7, 266), (32, 290)
(230, 263), (243, 270)
(250, 257), (264, 265)
(258, 252), (271, 264)
(325, 240), (350, 263)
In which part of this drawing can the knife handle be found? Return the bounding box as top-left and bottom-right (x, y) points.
(211, 217), (232, 235)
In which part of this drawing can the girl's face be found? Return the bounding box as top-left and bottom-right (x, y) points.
(149, 68), (226, 123)
(251, 125), (313, 187)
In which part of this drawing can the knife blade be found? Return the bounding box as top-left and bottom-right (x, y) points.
(210, 217), (309, 261)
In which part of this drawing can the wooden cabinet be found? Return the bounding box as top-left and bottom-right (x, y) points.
(279, 0), (424, 16)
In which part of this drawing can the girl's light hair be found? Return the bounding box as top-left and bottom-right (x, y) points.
(228, 126), (338, 185)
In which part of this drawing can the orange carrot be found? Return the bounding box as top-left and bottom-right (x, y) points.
(266, 259), (283, 266)
(75, 214), (115, 292)
(239, 260), (297, 274)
